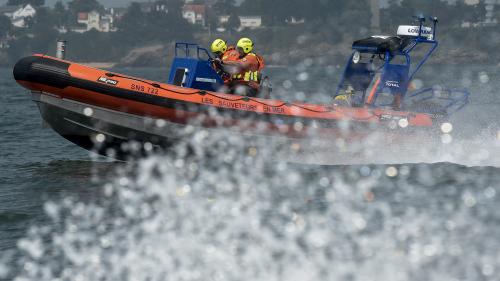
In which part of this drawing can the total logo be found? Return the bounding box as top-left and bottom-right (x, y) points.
(408, 27), (432, 35)
(385, 80), (400, 88)
(97, 76), (118, 86)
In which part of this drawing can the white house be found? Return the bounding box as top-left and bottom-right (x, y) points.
(75, 11), (116, 33)
(285, 16), (305, 25)
(100, 14), (114, 32)
(239, 16), (262, 29)
(0, 4), (36, 28)
(483, 0), (499, 25)
(182, 4), (206, 25)
(218, 15), (263, 29)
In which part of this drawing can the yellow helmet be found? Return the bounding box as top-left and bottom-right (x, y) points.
(237, 38), (254, 54)
(211, 39), (227, 55)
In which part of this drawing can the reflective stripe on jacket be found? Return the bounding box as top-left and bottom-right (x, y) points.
(232, 53), (262, 83)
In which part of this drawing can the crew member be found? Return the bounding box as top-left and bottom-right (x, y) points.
(210, 39), (239, 84)
(210, 39), (239, 60)
(222, 37), (265, 97)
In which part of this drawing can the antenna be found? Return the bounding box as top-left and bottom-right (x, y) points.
(417, 15), (425, 38)
(412, 15), (426, 38)
(430, 17), (438, 40)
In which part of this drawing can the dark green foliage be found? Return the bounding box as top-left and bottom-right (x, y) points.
(213, 0), (237, 15)
(53, 1), (69, 28)
(30, 7), (58, 50)
(67, 0), (103, 13)
(7, 7), (58, 58)
(115, 0), (195, 47)
(61, 30), (125, 61)
(6, 0), (44, 6)
(226, 11), (241, 32)
(380, 0), (486, 31)
(0, 0), (497, 66)
(0, 15), (12, 37)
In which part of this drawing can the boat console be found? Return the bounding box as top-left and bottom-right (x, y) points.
(168, 43), (223, 92)
(335, 16), (469, 116)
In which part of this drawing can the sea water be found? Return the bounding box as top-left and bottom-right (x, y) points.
(1, 63), (500, 280)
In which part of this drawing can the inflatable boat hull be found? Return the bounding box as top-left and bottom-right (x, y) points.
(14, 55), (436, 159)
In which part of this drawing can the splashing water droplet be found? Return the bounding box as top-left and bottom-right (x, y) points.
(441, 123), (453, 134)
(462, 191), (477, 208)
(155, 119), (166, 128)
(412, 79), (424, 90)
(282, 80), (293, 89)
(398, 119), (409, 128)
(385, 167), (398, 177)
(95, 134), (106, 143)
(297, 72), (309, 81)
(479, 72), (490, 84)
(484, 187), (496, 199)
(83, 107), (93, 117)
(482, 263), (495, 276)
(143, 142), (153, 152)
(441, 134), (453, 144)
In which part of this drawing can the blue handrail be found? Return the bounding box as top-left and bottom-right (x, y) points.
(404, 39), (439, 82)
(175, 42), (213, 60)
(405, 87), (470, 115)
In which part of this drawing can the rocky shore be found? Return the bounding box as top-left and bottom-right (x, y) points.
(1, 42), (496, 69)
(112, 42), (496, 68)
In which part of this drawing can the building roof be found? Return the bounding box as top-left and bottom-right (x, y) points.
(78, 12), (88, 21)
(183, 4), (206, 15)
(239, 15), (262, 19)
(12, 4), (36, 20)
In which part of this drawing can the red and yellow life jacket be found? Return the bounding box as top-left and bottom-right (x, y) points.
(231, 53), (265, 89)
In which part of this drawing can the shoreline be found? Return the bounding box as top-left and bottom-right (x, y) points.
(1, 61), (498, 69)
(80, 62), (116, 69)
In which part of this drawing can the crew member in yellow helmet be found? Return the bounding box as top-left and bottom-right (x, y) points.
(210, 39), (238, 60)
(210, 39), (239, 84)
(222, 37), (265, 97)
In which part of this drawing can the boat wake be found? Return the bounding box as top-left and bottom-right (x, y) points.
(292, 126), (500, 167)
(3, 128), (500, 281)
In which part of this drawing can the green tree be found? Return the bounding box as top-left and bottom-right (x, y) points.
(205, 5), (219, 30)
(494, 6), (500, 24)
(68, 0), (103, 14)
(29, 7), (58, 52)
(226, 11), (241, 32)
(53, 1), (69, 28)
(116, 2), (147, 43)
(381, 0), (479, 31)
(213, 0), (237, 15)
(7, 0), (44, 6)
(238, 0), (288, 25)
(462, 2), (486, 24)
(165, 0), (186, 25)
(0, 15), (12, 38)
(117, 0), (195, 45)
